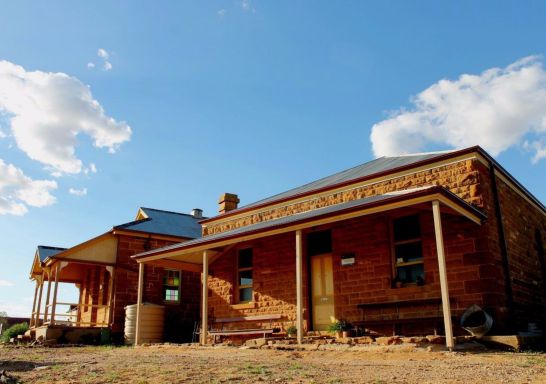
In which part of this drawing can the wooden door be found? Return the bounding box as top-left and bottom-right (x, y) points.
(311, 254), (335, 331)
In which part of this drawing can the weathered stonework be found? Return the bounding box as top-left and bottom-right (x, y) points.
(204, 152), (546, 336)
(207, 208), (505, 335)
(204, 159), (484, 236)
(110, 234), (200, 342)
(495, 176), (546, 328)
(208, 232), (303, 331)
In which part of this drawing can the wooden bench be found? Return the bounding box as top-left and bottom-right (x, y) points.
(195, 314), (282, 343)
(354, 297), (453, 336)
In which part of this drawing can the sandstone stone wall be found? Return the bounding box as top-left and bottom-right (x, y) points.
(79, 265), (102, 326)
(205, 156), (545, 335)
(208, 232), (305, 331)
(110, 234), (200, 342)
(496, 176), (546, 329)
(204, 159), (483, 236)
(330, 209), (505, 335)
(207, 207), (503, 335)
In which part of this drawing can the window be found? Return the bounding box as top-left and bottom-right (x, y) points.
(237, 248), (253, 303)
(392, 215), (424, 285)
(163, 270), (181, 303)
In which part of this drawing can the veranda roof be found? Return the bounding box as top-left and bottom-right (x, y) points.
(133, 186), (486, 266)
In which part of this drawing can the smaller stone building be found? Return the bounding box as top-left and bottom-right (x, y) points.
(28, 207), (203, 343)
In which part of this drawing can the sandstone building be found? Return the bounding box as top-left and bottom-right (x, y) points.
(133, 146), (546, 348)
(28, 207), (203, 343)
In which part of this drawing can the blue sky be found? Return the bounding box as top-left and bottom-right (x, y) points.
(1, 1), (546, 316)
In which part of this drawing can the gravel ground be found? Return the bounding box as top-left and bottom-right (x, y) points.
(1, 344), (546, 383)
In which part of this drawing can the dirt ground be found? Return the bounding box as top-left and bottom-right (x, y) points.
(1, 344), (546, 383)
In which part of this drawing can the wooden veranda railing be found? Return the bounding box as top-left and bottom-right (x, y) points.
(31, 302), (110, 328)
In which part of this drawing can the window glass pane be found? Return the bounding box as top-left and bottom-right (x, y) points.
(239, 287), (253, 302)
(163, 270), (180, 302)
(396, 264), (424, 284)
(238, 249), (253, 268)
(307, 230), (332, 256)
(393, 215), (421, 242)
(239, 270), (253, 286)
(394, 241), (423, 263)
(165, 289), (179, 302)
(163, 270), (180, 286)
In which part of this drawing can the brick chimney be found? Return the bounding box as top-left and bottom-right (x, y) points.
(218, 193), (240, 214)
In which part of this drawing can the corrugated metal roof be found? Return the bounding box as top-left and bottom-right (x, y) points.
(240, 151), (455, 210)
(135, 186), (485, 259)
(37, 246), (67, 262)
(114, 207), (203, 239)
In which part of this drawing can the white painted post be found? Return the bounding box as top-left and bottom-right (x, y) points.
(432, 200), (455, 350)
(201, 250), (209, 345)
(43, 268), (53, 323)
(135, 263), (145, 345)
(30, 279), (40, 328)
(295, 230), (304, 344)
(105, 266), (115, 326)
(34, 275), (45, 327)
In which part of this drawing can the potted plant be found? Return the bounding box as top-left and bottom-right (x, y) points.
(327, 320), (350, 339)
(286, 325), (297, 338)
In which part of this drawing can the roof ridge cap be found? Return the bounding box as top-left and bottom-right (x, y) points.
(140, 207), (197, 217)
(389, 148), (459, 157)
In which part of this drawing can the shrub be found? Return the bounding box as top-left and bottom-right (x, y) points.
(0, 322), (29, 343)
(286, 326), (297, 336)
(327, 320), (350, 333)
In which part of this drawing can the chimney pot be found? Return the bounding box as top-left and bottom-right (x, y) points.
(218, 193), (240, 214)
(191, 208), (203, 219)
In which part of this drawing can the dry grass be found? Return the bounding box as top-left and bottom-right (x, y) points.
(1, 344), (546, 383)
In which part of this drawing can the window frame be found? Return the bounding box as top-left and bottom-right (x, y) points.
(163, 269), (181, 304)
(236, 248), (253, 303)
(390, 214), (425, 286)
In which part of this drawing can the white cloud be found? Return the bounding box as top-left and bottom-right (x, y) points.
(0, 60), (132, 174)
(217, 9), (227, 17)
(83, 163), (97, 175)
(0, 158), (57, 215)
(523, 139), (546, 163)
(68, 187), (87, 196)
(370, 55), (546, 163)
(97, 48), (109, 60)
(0, 280), (14, 287)
(91, 49), (113, 71)
(241, 0), (255, 12)
(0, 298), (33, 317)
